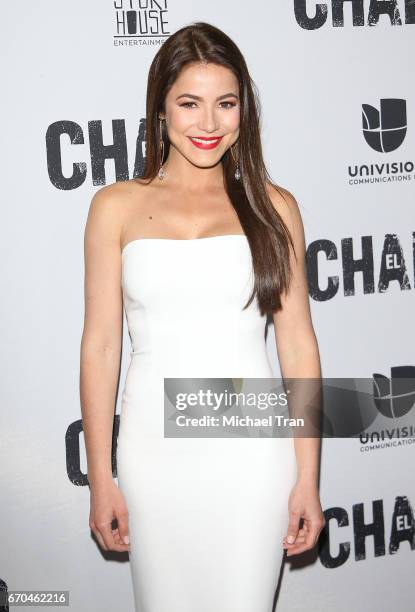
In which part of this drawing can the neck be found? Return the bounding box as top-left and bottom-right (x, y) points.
(160, 145), (225, 192)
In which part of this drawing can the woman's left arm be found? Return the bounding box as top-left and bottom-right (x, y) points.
(267, 184), (326, 557)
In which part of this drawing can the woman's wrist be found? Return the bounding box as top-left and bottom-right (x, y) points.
(87, 470), (114, 491)
(295, 470), (319, 487)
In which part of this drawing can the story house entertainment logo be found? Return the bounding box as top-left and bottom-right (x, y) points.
(113, 0), (170, 47)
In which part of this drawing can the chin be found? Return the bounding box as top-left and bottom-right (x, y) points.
(192, 155), (222, 168)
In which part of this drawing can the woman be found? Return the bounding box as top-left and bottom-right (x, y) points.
(80, 21), (325, 612)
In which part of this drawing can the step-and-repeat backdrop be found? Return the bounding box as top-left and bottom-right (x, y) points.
(1, 2), (413, 611)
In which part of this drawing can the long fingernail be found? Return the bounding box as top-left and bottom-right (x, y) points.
(287, 535), (295, 543)
(123, 535), (130, 545)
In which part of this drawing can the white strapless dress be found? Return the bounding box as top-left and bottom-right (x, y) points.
(116, 234), (297, 612)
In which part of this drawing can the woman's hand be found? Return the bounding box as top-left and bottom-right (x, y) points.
(89, 479), (130, 552)
(282, 478), (326, 557)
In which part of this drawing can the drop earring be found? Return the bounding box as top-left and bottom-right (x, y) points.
(230, 143), (241, 181)
(158, 116), (166, 180)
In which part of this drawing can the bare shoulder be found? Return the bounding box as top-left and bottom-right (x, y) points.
(85, 179), (150, 249)
(265, 181), (304, 238)
(266, 181), (300, 220)
(88, 179), (148, 215)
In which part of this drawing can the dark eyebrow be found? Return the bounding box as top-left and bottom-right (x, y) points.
(176, 92), (239, 102)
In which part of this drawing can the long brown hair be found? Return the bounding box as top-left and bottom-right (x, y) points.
(136, 21), (296, 317)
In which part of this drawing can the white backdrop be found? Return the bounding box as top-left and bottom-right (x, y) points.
(1, 2), (414, 611)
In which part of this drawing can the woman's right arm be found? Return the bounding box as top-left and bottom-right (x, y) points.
(80, 185), (130, 552)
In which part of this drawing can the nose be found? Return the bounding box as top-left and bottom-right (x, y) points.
(197, 106), (220, 133)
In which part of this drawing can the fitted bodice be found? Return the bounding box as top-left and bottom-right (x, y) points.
(121, 235), (273, 379)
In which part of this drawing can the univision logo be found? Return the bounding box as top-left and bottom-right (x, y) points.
(373, 366), (415, 418)
(360, 366), (415, 447)
(362, 98), (407, 153)
(348, 98), (414, 185)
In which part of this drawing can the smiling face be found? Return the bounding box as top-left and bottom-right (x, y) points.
(160, 62), (240, 169)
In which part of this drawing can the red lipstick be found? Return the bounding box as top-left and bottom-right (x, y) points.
(188, 136), (223, 150)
